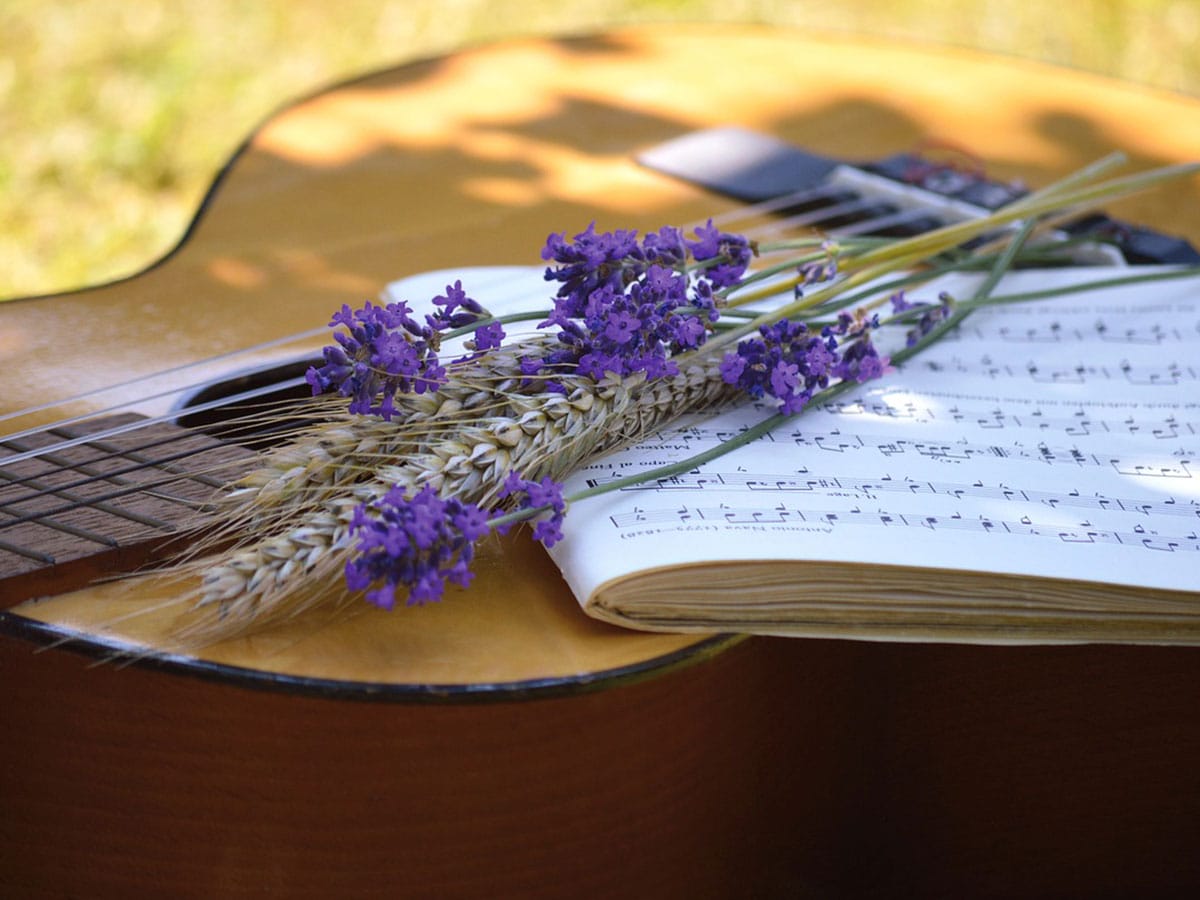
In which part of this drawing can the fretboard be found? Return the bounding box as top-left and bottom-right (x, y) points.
(0, 414), (254, 607)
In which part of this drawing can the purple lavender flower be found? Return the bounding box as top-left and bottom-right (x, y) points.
(530, 220), (754, 387)
(428, 279), (488, 330)
(471, 321), (506, 351)
(890, 290), (955, 346)
(889, 290), (916, 313)
(831, 339), (889, 382)
(306, 298), (448, 419)
(604, 310), (641, 344)
(641, 225), (689, 268)
(530, 265), (698, 382)
(721, 319), (838, 414)
(541, 223), (698, 311)
(541, 223), (644, 319)
(828, 309), (890, 384)
(722, 310), (890, 412)
(796, 239), (840, 288)
(345, 484), (490, 609)
(495, 470), (567, 548)
(686, 219), (754, 288)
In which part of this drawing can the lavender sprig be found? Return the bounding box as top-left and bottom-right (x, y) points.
(347, 471), (570, 607)
(345, 484), (489, 609)
(278, 157), (1200, 614)
(494, 471), (567, 548)
(523, 221), (750, 387)
(305, 299), (447, 420)
(717, 312), (887, 415)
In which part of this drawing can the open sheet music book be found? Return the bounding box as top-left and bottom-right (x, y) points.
(389, 264), (1199, 645)
(541, 266), (1200, 645)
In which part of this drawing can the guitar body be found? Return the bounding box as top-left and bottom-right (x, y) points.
(2, 25), (1199, 897)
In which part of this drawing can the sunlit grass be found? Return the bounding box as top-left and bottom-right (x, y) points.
(3, 0), (1198, 299)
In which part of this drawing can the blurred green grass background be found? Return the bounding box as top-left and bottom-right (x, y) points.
(3, 0), (1198, 299)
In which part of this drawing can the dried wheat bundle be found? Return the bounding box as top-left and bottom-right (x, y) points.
(188, 351), (733, 640)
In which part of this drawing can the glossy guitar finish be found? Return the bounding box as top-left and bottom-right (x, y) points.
(2, 26), (1199, 898)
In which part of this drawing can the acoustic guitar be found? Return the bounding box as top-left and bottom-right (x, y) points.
(3, 25), (1199, 898)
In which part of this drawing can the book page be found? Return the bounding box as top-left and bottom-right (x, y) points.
(546, 267), (1200, 605)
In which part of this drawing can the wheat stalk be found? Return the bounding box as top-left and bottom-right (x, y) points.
(178, 350), (732, 642)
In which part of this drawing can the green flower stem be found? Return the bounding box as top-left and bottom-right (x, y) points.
(876, 265), (1200, 331)
(1005, 152), (1127, 209)
(721, 250), (826, 289)
(729, 238), (882, 291)
(754, 236), (888, 254)
(690, 159), (1200, 362)
(440, 309), (550, 343)
(725, 159), (1199, 309)
(840, 160), (1198, 273)
(958, 265), (1200, 308)
(831, 239), (1106, 309)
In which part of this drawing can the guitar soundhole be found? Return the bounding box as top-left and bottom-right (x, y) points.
(174, 356), (323, 449)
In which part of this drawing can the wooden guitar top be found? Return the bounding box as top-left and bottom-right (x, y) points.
(5, 23), (1199, 691)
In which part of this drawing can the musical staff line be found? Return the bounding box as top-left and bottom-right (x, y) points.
(967, 318), (1199, 345)
(820, 398), (1197, 439)
(920, 356), (1197, 384)
(584, 471), (1200, 519)
(608, 502), (1200, 553)
(625, 426), (1193, 478)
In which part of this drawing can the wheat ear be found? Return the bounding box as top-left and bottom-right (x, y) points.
(181, 355), (732, 642)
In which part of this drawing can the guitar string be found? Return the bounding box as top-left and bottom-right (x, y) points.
(0, 409), (321, 546)
(0, 187), (935, 557)
(0, 419), (262, 506)
(0, 379), (315, 552)
(0, 376), (310, 469)
(0, 467), (235, 533)
(2, 411), (336, 534)
(0, 447), (227, 566)
(0, 323), (330, 428)
(0, 425), (240, 496)
(0, 183), (834, 440)
(0, 428), (257, 543)
(0, 372), (315, 467)
(0, 385), (317, 489)
(0, 188), (835, 477)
